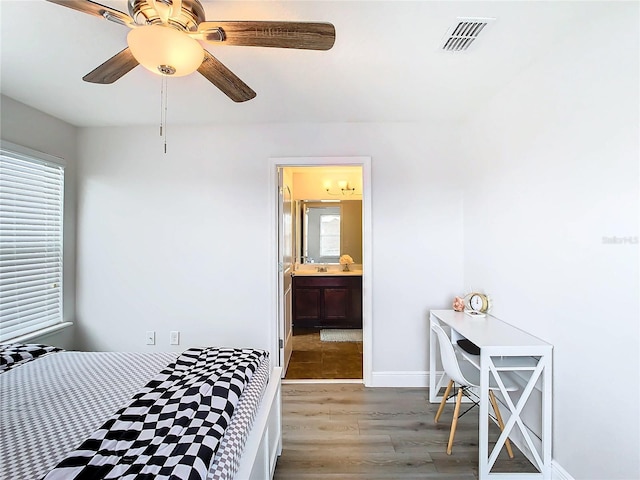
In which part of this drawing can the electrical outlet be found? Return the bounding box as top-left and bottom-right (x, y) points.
(170, 331), (180, 345)
(146, 331), (155, 345)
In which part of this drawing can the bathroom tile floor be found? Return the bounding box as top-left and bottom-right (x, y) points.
(284, 328), (363, 380)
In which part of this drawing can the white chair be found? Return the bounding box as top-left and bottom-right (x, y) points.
(431, 322), (518, 457)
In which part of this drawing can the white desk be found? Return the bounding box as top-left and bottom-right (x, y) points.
(429, 310), (552, 480)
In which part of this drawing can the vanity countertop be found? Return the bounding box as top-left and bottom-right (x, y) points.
(292, 270), (362, 277)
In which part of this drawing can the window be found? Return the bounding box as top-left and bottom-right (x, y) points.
(0, 144), (64, 342)
(319, 214), (340, 257)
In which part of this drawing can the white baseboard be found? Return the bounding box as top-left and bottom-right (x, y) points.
(370, 371), (429, 387)
(552, 460), (575, 480)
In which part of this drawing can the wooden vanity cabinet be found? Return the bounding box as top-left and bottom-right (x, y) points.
(292, 275), (362, 330)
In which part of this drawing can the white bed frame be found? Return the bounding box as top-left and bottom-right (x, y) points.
(234, 366), (282, 479)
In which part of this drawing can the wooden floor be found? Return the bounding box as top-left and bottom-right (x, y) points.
(274, 383), (537, 479)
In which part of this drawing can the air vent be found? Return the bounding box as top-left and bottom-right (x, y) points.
(441, 17), (495, 52)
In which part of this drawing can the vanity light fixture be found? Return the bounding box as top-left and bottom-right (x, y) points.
(325, 180), (356, 196)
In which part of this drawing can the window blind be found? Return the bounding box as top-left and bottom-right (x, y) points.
(0, 146), (64, 342)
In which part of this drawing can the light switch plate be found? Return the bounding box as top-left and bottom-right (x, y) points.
(146, 331), (155, 345)
(170, 331), (180, 345)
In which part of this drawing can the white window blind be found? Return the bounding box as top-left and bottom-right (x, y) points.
(0, 145), (64, 342)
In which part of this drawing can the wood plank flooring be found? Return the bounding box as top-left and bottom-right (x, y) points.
(274, 383), (537, 479)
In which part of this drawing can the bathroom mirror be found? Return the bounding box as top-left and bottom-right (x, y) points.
(295, 200), (362, 264)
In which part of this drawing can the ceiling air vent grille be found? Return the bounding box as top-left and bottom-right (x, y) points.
(442, 18), (494, 52)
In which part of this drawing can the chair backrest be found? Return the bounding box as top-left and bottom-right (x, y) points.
(432, 322), (472, 387)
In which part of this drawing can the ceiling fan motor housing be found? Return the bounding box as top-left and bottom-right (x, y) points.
(128, 0), (205, 31)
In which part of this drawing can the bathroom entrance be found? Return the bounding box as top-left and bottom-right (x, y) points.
(271, 157), (372, 383)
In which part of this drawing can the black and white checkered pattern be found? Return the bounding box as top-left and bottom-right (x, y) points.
(0, 351), (178, 479)
(42, 347), (267, 480)
(209, 356), (270, 480)
(0, 343), (62, 373)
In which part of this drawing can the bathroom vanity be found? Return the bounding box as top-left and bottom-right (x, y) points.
(292, 272), (362, 331)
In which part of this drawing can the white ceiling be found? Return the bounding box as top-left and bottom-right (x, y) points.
(0, 1), (613, 127)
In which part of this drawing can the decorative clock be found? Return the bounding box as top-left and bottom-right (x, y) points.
(464, 292), (491, 317)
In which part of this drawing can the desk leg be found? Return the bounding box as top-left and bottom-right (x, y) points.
(478, 352), (490, 479)
(541, 353), (553, 479)
(429, 315), (437, 403)
(429, 316), (451, 404)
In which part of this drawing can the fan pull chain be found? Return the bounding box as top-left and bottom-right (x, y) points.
(160, 74), (164, 137)
(160, 74), (168, 154)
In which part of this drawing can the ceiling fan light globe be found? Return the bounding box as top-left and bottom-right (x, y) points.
(127, 25), (204, 77)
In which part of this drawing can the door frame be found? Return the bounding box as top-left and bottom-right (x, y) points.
(268, 156), (373, 385)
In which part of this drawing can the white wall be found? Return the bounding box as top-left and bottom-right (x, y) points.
(0, 95), (78, 350)
(3, 3), (637, 477)
(75, 122), (464, 379)
(460, 4), (639, 479)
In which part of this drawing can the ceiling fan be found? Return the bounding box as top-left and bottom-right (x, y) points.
(46, 0), (336, 102)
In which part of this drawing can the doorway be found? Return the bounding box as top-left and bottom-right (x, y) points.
(269, 157), (372, 384)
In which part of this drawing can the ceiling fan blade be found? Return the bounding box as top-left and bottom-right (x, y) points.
(45, 0), (133, 26)
(197, 51), (256, 103)
(197, 21), (336, 50)
(83, 48), (139, 84)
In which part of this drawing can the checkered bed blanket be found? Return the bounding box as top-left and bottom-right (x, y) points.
(0, 343), (62, 373)
(42, 347), (267, 480)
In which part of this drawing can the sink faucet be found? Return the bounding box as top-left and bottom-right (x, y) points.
(316, 265), (328, 272)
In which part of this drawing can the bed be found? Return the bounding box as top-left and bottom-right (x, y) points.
(0, 343), (282, 480)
